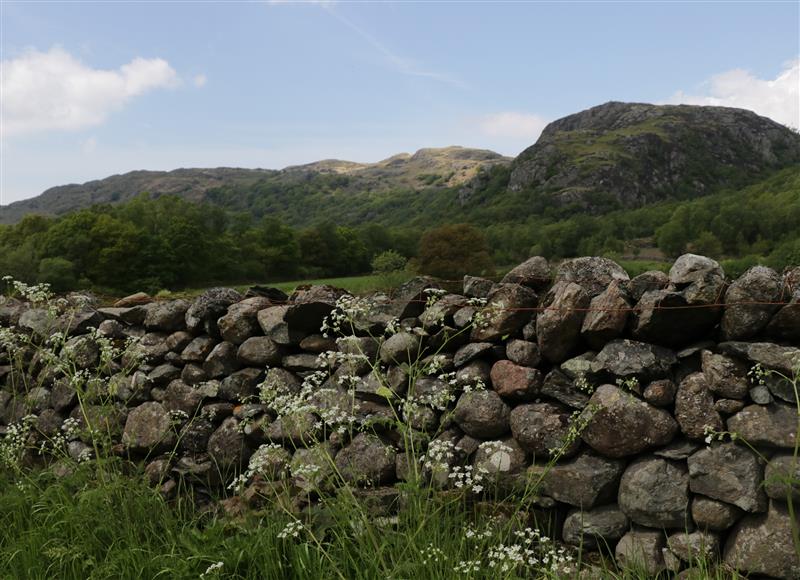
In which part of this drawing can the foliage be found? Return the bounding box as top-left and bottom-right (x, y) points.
(415, 224), (495, 279)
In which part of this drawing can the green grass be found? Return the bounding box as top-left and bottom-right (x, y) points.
(156, 273), (414, 301)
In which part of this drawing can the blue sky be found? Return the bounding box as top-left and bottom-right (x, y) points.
(2, 0), (799, 204)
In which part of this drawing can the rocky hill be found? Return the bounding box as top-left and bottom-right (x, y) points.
(0, 147), (510, 225)
(508, 101), (800, 212)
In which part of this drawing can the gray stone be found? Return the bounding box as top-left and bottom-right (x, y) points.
(654, 439), (701, 460)
(674, 373), (723, 440)
(727, 403), (798, 449)
(555, 257), (630, 298)
(379, 332), (423, 365)
(144, 300), (190, 332)
(473, 438), (527, 479)
(750, 385), (774, 405)
(590, 339), (677, 383)
(63, 335), (100, 369)
(766, 290), (800, 341)
(721, 266), (783, 341)
(687, 442), (767, 512)
(207, 417), (251, 470)
(723, 501), (800, 579)
(453, 390), (510, 439)
(282, 353), (324, 372)
(717, 341), (800, 376)
(122, 402), (176, 452)
(537, 450), (626, 508)
(164, 330), (193, 352)
(510, 401), (580, 458)
(714, 398), (745, 414)
(218, 368), (264, 402)
(181, 363), (208, 386)
(178, 417), (215, 454)
(580, 385), (678, 458)
(236, 336), (282, 367)
(615, 530), (667, 576)
(536, 281), (589, 363)
(185, 288), (242, 336)
(501, 256), (551, 290)
(490, 360), (541, 401)
(643, 379), (677, 407)
(691, 496), (743, 531)
(667, 531), (720, 563)
(335, 433), (396, 486)
(463, 275), (497, 298)
(291, 443), (337, 493)
(453, 343), (494, 367)
(701, 351), (749, 399)
(180, 336), (217, 363)
(541, 369), (590, 409)
(203, 341), (240, 378)
(627, 270), (669, 302)
(263, 412), (320, 446)
(256, 306), (300, 345)
(162, 379), (213, 416)
(148, 364), (181, 386)
(218, 297), (272, 344)
(618, 456), (690, 528)
(563, 505), (629, 549)
(470, 283), (538, 342)
(505, 339), (541, 367)
(764, 454), (800, 502)
(581, 281), (631, 349)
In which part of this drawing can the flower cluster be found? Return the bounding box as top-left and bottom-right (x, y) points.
(703, 424), (739, 445)
(421, 439), (455, 472)
(320, 294), (374, 337)
(199, 561), (224, 579)
(420, 543), (446, 565)
(277, 519), (304, 540)
(448, 465), (487, 494)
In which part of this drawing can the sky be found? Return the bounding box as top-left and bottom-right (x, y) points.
(1, 0), (799, 205)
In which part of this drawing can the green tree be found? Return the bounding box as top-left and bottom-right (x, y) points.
(416, 224), (494, 279)
(37, 257), (77, 292)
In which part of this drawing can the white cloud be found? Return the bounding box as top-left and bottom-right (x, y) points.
(193, 73), (208, 88)
(478, 112), (549, 140)
(1, 47), (178, 137)
(668, 58), (800, 128)
(81, 136), (98, 154)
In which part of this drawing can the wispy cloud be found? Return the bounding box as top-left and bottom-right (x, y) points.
(667, 58), (799, 128)
(1, 47), (178, 137)
(322, 7), (468, 89)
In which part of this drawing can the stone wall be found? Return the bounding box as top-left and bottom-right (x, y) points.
(1, 254), (799, 578)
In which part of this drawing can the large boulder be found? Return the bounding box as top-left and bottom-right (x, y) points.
(727, 403), (798, 449)
(615, 530), (667, 576)
(717, 341), (800, 376)
(379, 332), (423, 365)
(334, 433), (396, 486)
(721, 266), (783, 340)
(555, 257), (630, 298)
(766, 290), (800, 341)
(674, 373), (723, 440)
(185, 288), (243, 336)
(590, 339), (677, 383)
(217, 297), (273, 344)
(236, 336), (282, 367)
(536, 281), (589, 363)
(471, 284), (537, 342)
(580, 385), (678, 458)
(490, 360), (541, 401)
(691, 496), (743, 531)
(501, 256), (551, 290)
(580, 281), (631, 349)
(562, 505), (629, 549)
(453, 390), (511, 439)
(510, 402), (581, 457)
(723, 501), (800, 579)
(122, 402), (176, 452)
(618, 456), (690, 528)
(144, 300), (190, 332)
(535, 450), (626, 508)
(701, 351), (749, 399)
(207, 417), (251, 470)
(687, 442), (767, 513)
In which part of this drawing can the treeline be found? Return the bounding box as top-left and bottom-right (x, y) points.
(2, 167), (798, 293)
(0, 195), (421, 293)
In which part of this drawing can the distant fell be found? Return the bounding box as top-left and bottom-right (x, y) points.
(0, 146), (510, 225)
(507, 101), (800, 212)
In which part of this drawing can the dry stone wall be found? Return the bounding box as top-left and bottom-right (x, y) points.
(1, 254), (799, 578)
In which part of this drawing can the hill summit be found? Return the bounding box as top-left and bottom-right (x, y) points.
(507, 101), (800, 212)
